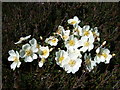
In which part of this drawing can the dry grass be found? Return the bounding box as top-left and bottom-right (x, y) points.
(2, 2), (120, 89)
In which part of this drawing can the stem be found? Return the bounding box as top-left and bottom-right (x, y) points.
(13, 70), (19, 88)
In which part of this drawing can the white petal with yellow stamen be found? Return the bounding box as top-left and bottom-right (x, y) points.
(45, 36), (58, 46)
(68, 16), (81, 26)
(20, 43), (38, 62)
(63, 56), (82, 74)
(65, 35), (80, 50)
(38, 46), (50, 59)
(81, 25), (93, 38)
(94, 47), (112, 64)
(79, 36), (94, 52)
(8, 50), (21, 70)
(61, 30), (70, 41)
(55, 25), (70, 41)
(55, 50), (68, 67)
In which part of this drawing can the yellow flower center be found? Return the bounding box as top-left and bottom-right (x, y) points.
(71, 21), (77, 25)
(13, 56), (19, 62)
(51, 39), (57, 43)
(85, 59), (91, 65)
(84, 31), (90, 36)
(36, 44), (40, 49)
(84, 41), (90, 47)
(63, 35), (68, 40)
(97, 54), (102, 57)
(25, 50), (32, 56)
(41, 58), (45, 63)
(42, 50), (48, 56)
(59, 56), (64, 63)
(102, 53), (108, 59)
(68, 60), (76, 67)
(69, 40), (75, 46)
(92, 32), (97, 37)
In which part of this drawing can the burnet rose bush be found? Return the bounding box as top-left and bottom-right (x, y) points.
(8, 16), (114, 74)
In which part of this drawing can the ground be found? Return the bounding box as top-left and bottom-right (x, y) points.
(2, 2), (120, 89)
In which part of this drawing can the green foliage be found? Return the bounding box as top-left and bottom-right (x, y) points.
(2, 2), (120, 89)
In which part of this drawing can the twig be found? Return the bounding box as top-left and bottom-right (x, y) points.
(13, 70), (19, 88)
(112, 80), (120, 89)
(73, 71), (87, 88)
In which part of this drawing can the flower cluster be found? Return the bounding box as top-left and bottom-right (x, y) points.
(8, 16), (113, 74)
